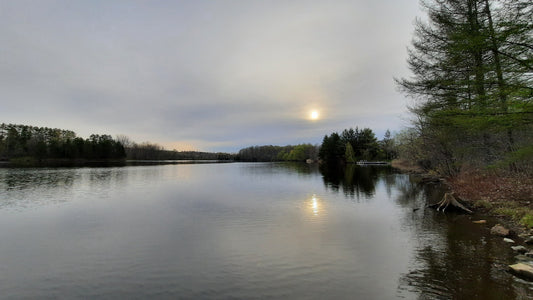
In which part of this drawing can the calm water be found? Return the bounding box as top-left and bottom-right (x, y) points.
(0, 162), (531, 299)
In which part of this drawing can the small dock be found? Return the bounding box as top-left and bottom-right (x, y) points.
(356, 161), (390, 165)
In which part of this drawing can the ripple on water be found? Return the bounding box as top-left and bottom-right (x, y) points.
(0, 164), (530, 299)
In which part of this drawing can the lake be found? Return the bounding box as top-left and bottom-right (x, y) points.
(0, 162), (531, 299)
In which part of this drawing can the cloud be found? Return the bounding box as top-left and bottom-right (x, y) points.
(0, 0), (421, 152)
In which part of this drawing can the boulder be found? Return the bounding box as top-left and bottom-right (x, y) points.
(503, 238), (515, 243)
(525, 236), (533, 245)
(509, 263), (533, 281)
(491, 224), (510, 237)
(511, 246), (528, 254)
(526, 251), (533, 258)
(515, 255), (531, 262)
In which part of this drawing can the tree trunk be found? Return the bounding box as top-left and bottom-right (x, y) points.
(429, 193), (473, 213)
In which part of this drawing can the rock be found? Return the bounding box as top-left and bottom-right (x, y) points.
(509, 263), (533, 281)
(504, 238), (515, 243)
(472, 220), (487, 224)
(511, 246), (528, 254)
(491, 224), (510, 237)
(525, 236), (533, 245)
(515, 255), (532, 262)
(526, 251), (533, 258)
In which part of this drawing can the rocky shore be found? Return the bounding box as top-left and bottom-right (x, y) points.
(489, 223), (533, 281)
(391, 159), (533, 281)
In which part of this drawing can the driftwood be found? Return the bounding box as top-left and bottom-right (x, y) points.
(429, 193), (472, 213)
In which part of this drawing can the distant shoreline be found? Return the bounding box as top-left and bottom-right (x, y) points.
(0, 158), (234, 168)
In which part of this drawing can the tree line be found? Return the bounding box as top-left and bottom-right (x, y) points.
(395, 0), (532, 176)
(318, 127), (396, 164)
(115, 135), (234, 160)
(237, 127), (396, 164)
(0, 124), (236, 163)
(0, 123), (126, 161)
(237, 144), (319, 162)
(126, 143), (233, 160)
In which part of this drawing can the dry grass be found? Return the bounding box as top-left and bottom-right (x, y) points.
(449, 170), (533, 228)
(391, 159), (424, 173)
(449, 171), (533, 203)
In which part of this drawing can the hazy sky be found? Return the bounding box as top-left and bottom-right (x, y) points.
(1, 0), (422, 152)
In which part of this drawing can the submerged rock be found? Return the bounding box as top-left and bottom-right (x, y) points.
(504, 238), (515, 243)
(511, 246), (528, 254)
(491, 224), (510, 237)
(509, 263), (533, 281)
(472, 220), (487, 224)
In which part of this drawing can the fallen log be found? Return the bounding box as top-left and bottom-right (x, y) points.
(428, 193), (472, 213)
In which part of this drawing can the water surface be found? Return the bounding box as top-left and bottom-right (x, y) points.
(0, 163), (531, 299)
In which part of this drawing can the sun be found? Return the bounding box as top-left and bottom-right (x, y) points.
(310, 110), (319, 120)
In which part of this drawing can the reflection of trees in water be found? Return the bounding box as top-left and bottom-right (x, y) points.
(394, 176), (528, 299)
(1, 168), (78, 191)
(85, 167), (127, 188)
(0, 169), (78, 209)
(319, 164), (393, 200)
(274, 162), (319, 176)
(0, 167), (126, 209)
(241, 162), (319, 177)
(398, 218), (524, 299)
(393, 176), (444, 210)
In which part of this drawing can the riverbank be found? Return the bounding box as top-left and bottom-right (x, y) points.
(391, 159), (533, 234)
(390, 159), (424, 174)
(448, 172), (533, 233)
(392, 159), (533, 281)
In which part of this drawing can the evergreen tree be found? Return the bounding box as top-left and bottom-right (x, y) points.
(345, 143), (356, 163)
(0, 123), (127, 161)
(396, 0), (532, 175)
(318, 133), (344, 164)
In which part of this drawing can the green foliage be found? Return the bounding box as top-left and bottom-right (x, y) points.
(379, 130), (397, 160)
(493, 207), (516, 217)
(318, 133), (344, 163)
(493, 202), (533, 228)
(319, 127), (391, 164)
(472, 199), (494, 210)
(0, 123), (126, 161)
(520, 214), (533, 229)
(237, 144), (318, 162)
(396, 0), (533, 176)
(345, 143), (356, 163)
(340, 127), (379, 160)
(125, 142), (233, 160)
(286, 144), (309, 161)
(492, 144), (533, 171)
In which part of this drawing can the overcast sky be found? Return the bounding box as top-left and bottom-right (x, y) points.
(1, 0), (422, 152)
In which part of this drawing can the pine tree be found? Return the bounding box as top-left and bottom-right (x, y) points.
(396, 0), (532, 175)
(345, 143), (356, 163)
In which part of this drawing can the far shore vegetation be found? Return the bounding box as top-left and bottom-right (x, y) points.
(0, 123), (234, 166)
(0, 123), (126, 163)
(236, 127), (394, 163)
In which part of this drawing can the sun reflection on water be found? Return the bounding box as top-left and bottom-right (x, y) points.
(310, 194), (320, 216)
